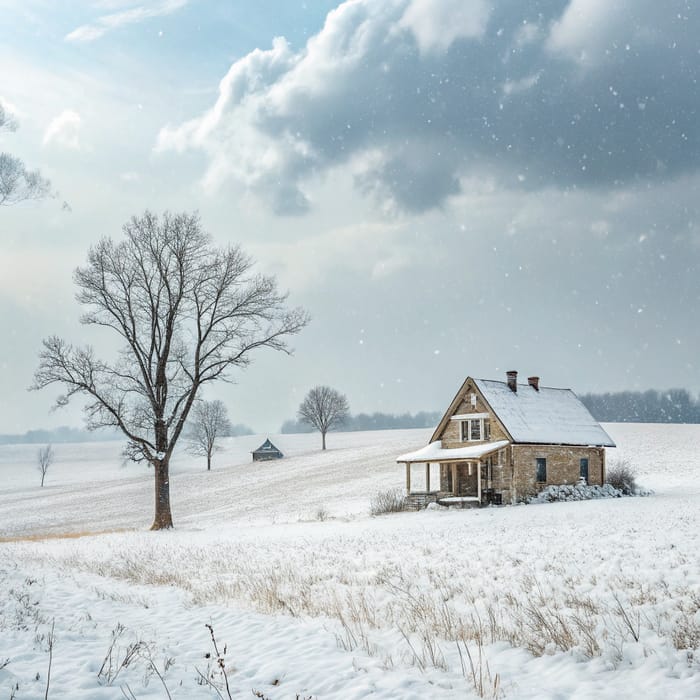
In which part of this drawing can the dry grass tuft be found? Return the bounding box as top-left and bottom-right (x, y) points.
(370, 488), (407, 516)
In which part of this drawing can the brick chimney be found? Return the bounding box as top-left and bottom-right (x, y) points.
(506, 370), (517, 393)
(528, 376), (540, 391)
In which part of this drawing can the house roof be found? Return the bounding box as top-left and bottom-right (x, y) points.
(472, 378), (615, 446)
(397, 439), (509, 464)
(252, 438), (283, 454)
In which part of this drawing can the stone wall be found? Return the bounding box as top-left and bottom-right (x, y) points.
(510, 444), (605, 501)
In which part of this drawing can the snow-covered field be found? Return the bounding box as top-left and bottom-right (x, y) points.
(1, 424), (699, 698)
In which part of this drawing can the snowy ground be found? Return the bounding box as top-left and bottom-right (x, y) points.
(0, 424), (699, 698)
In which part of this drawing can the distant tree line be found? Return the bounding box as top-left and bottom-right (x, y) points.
(281, 410), (441, 434)
(228, 423), (255, 437)
(580, 389), (700, 423)
(0, 421), (253, 446)
(0, 426), (122, 445)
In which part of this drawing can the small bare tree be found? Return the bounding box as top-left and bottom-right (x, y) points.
(0, 104), (51, 206)
(37, 444), (54, 487)
(33, 211), (308, 529)
(187, 399), (232, 471)
(297, 385), (349, 450)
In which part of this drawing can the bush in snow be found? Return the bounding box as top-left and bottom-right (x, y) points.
(370, 488), (407, 515)
(314, 505), (330, 522)
(529, 483), (623, 504)
(606, 458), (639, 495)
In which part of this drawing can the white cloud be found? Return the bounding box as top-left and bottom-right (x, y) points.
(513, 21), (541, 48)
(156, 35), (307, 212)
(545, 0), (674, 65)
(156, 0), (700, 215)
(43, 110), (82, 149)
(156, 0), (463, 213)
(503, 71), (542, 96)
(66, 0), (188, 42)
(546, 0), (616, 62)
(251, 219), (408, 291)
(398, 0), (491, 54)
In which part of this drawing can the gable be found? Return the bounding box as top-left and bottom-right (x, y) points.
(253, 438), (282, 454)
(430, 377), (512, 444)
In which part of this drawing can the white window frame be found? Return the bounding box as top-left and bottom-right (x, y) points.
(458, 416), (490, 442)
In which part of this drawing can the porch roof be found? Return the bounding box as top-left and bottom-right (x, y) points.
(397, 439), (509, 464)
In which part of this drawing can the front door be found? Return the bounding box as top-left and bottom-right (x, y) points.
(456, 463), (478, 496)
(580, 458), (589, 483)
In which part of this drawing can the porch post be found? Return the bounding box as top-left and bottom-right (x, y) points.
(451, 463), (457, 495)
(477, 460), (482, 503)
(425, 463), (430, 492)
(601, 448), (606, 485)
(405, 463), (411, 493)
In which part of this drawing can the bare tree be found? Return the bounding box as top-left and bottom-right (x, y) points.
(297, 385), (349, 450)
(187, 399), (232, 471)
(0, 104), (51, 206)
(37, 444), (54, 487)
(32, 211), (308, 529)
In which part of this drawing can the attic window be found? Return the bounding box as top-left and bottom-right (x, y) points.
(460, 417), (490, 442)
(470, 420), (481, 440)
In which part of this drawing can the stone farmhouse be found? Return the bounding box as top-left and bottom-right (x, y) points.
(397, 371), (615, 507)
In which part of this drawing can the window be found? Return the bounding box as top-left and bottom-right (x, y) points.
(580, 457), (589, 482)
(460, 417), (490, 442)
(470, 419), (481, 441)
(536, 458), (547, 482)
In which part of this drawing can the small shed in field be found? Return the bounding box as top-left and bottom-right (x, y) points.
(252, 438), (283, 462)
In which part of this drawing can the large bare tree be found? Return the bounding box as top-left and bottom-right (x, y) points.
(297, 385), (349, 450)
(33, 211), (308, 529)
(186, 399), (232, 471)
(0, 104), (51, 206)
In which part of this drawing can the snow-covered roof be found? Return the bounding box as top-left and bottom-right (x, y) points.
(252, 438), (283, 454)
(397, 439), (509, 463)
(474, 379), (615, 446)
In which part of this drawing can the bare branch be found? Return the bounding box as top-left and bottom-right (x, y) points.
(0, 104), (18, 133)
(0, 153), (51, 206)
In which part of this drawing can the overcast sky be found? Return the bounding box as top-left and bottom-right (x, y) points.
(1, 0), (699, 434)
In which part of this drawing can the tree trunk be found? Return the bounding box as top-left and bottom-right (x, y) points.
(322, 431), (326, 450)
(151, 459), (174, 529)
(40, 473), (45, 487)
(207, 452), (211, 471)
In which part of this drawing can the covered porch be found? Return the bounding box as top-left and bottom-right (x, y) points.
(397, 439), (509, 507)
